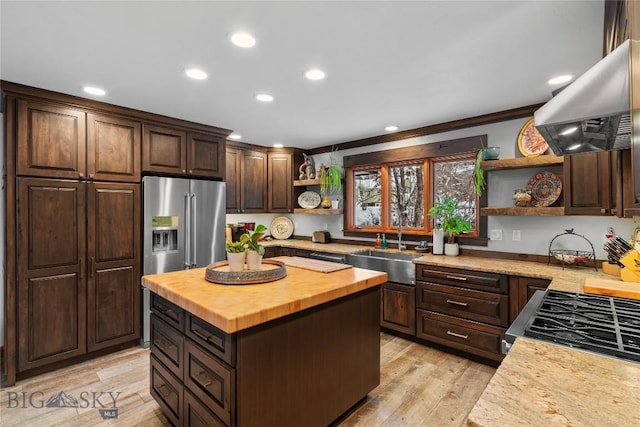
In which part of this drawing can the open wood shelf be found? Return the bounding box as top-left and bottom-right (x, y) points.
(480, 206), (565, 216)
(294, 179), (321, 186)
(294, 208), (343, 215)
(480, 155), (564, 171)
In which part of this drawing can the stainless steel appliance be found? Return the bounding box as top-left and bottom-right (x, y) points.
(534, 39), (630, 155)
(504, 289), (640, 363)
(309, 251), (345, 264)
(141, 176), (226, 346)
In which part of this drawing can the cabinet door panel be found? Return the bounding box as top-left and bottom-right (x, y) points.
(242, 150), (267, 212)
(17, 100), (86, 179)
(564, 152), (611, 215)
(188, 132), (225, 178)
(225, 148), (242, 213)
(17, 178), (86, 371)
(142, 124), (187, 174)
(268, 152), (293, 212)
(87, 113), (141, 182)
(381, 282), (416, 335)
(87, 182), (140, 351)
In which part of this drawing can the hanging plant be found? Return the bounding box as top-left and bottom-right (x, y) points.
(473, 149), (486, 196)
(319, 146), (342, 195)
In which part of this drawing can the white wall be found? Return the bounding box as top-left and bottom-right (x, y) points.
(227, 117), (636, 260)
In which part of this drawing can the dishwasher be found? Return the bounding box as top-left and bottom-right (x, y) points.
(309, 251), (347, 264)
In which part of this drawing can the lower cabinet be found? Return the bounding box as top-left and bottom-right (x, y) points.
(508, 276), (551, 323)
(381, 282), (416, 335)
(415, 265), (509, 363)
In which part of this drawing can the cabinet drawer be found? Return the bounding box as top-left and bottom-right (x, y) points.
(186, 314), (236, 366)
(184, 340), (235, 426)
(151, 293), (184, 332)
(416, 310), (505, 362)
(416, 282), (509, 327)
(416, 265), (508, 293)
(184, 390), (226, 427)
(150, 354), (183, 427)
(151, 314), (184, 380)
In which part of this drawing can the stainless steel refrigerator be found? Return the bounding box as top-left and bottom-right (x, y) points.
(141, 176), (226, 346)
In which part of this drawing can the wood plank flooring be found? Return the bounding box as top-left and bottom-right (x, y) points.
(0, 333), (495, 426)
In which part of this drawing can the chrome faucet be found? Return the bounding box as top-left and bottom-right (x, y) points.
(397, 210), (406, 251)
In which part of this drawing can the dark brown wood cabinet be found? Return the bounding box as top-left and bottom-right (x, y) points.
(267, 149), (302, 213)
(17, 99), (87, 179)
(563, 152), (612, 215)
(225, 145), (267, 213)
(143, 124), (225, 179)
(87, 182), (140, 351)
(415, 265), (508, 362)
(17, 178), (87, 372)
(87, 113), (141, 182)
(380, 282), (416, 335)
(508, 276), (551, 323)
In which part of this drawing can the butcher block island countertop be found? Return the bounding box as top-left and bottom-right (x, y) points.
(141, 256), (387, 333)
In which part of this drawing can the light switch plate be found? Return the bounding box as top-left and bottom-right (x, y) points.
(513, 230), (521, 241)
(489, 229), (502, 241)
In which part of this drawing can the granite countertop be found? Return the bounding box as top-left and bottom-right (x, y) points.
(263, 240), (640, 425)
(141, 257), (386, 333)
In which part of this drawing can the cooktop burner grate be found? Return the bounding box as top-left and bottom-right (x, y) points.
(523, 290), (640, 363)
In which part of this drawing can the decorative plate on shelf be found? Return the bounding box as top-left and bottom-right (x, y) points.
(517, 118), (549, 157)
(526, 171), (562, 207)
(270, 216), (294, 240)
(298, 190), (321, 209)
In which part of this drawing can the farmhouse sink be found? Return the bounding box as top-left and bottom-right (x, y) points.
(346, 250), (417, 285)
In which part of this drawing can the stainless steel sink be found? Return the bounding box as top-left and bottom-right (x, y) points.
(346, 250), (417, 285)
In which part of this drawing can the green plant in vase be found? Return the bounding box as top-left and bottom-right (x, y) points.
(240, 224), (267, 270)
(319, 147), (342, 208)
(225, 240), (246, 272)
(427, 197), (471, 256)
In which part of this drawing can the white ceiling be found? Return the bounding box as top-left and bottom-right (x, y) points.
(1, 1), (604, 150)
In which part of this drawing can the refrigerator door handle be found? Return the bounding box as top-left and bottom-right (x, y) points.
(184, 193), (191, 269)
(191, 193), (197, 267)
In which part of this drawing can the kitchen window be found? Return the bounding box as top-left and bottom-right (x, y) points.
(344, 135), (485, 240)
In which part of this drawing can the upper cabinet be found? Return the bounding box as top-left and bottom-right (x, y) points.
(142, 124), (225, 179)
(563, 152), (612, 215)
(268, 149), (303, 213)
(16, 99), (141, 182)
(17, 99), (87, 180)
(225, 144), (267, 213)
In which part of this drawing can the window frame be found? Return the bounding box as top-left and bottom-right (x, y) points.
(342, 135), (488, 244)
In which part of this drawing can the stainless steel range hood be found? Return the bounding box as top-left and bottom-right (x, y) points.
(534, 39), (630, 156)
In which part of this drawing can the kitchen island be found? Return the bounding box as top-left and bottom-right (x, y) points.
(141, 257), (387, 427)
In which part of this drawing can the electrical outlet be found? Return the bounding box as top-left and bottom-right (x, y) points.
(512, 230), (521, 241)
(489, 229), (502, 241)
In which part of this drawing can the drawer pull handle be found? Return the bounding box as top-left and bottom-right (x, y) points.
(446, 299), (468, 307)
(197, 371), (213, 387)
(447, 330), (468, 340)
(192, 327), (216, 345)
(156, 305), (175, 318)
(445, 275), (468, 281)
(156, 383), (171, 398)
(155, 338), (176, 352)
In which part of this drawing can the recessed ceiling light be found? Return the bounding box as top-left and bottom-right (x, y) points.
(229, 133), (242, 140)
(305, 69), (326, 81)
(385, 125), (399, 132)
(255, 93), (274, 102)
(273, 143), (284, 148)
(185, 68), (208, 80)
(83, 86), (106, 96)
(547, 74), (573, 85)
(230, 31), (256, 48)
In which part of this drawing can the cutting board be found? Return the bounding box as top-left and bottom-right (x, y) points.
(583, 277), (640, 300)
(275, 256), (352, 273)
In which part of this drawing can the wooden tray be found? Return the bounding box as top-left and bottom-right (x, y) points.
(205, 260), (287, 285)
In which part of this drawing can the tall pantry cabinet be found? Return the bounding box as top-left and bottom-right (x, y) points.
(5, 85), (141, 382)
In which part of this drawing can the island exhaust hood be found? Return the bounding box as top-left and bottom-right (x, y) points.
(534, 39), (630, 156)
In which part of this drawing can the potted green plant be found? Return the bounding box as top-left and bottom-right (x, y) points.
(225, 240), (246, 272)
(319, 147), (342, 208)
(473, 149), (486, 196)
(428, 197), (471, 256)
(240, 224), (267, 270)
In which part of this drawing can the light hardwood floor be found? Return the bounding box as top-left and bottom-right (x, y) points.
(0, 333), (495, 426)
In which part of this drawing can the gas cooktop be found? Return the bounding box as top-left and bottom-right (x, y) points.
(523, 290), (640, 363)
